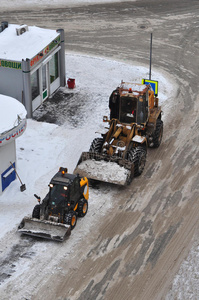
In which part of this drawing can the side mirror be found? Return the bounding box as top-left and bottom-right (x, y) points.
(103, 116), (108, 122)
(34, 193), (41, 203)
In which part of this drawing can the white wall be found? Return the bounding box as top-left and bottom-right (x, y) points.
(0, 140), (16, 194)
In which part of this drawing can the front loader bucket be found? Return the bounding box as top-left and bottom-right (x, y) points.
(18, 217), (71, 242)
(74, 152), (134, 186)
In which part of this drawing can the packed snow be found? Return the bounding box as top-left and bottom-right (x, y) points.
(1, 0), (135, 10)
(0, 95), (27, 133)
(75, 158), (131, 185)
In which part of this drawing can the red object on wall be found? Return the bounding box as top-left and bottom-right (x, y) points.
(67, 78), (75, 89)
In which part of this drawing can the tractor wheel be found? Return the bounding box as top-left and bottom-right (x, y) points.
(153, 119), (163, 147)
(149, 119), (163, 148)
(89, 138), (104, 153)
(64, 211), (77, 230)
(125, 173), (133, 186)
(128, 146), (147, 177)
(78, 198), (88, 217)
(32, 204), (40, 219)
(124, 150), (134, 185)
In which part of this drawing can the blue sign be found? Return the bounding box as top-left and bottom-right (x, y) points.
(1, 163), (16, 192)
(142, 79), (158, 96)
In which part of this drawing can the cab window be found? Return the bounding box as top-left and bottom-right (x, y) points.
(50, 184), (68, 206)
(120, 97), (137, 123)
(70, 178), (80, 202)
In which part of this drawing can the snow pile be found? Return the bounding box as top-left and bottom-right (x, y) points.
(0, 95), (27, 133)
(76, 159), (130, 185)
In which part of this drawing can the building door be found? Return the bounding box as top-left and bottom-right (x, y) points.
(31, 69), (41, 111)
(31, 49), (60, 112)
(49, 52), (60, 94)
(31, 64), (49, 110)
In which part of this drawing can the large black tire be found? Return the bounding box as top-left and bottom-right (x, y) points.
(127, 146), (147, 177)
(89, 138), (104, 153)
(32, 204), (40, 219)
(64, 211), (77, 230)
(78, 198), (88, 217)
(149, 119), (163, 148)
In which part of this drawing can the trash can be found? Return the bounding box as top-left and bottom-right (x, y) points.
(67, 78), (75, 89)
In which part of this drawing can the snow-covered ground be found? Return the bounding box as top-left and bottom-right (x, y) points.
(0, 52), (179, 299)
(0, 53), (174, 240)
(1, 0), (199, 298)
(0, 55), (197, 300)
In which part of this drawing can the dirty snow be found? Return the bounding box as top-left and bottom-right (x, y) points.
(1, 0), (135, 10)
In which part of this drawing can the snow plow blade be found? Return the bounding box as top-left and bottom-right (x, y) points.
(74, 152), (134, 186)
(18, 217), (71, 242)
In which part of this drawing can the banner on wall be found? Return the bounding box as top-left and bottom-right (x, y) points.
(0, 119), (27, 146)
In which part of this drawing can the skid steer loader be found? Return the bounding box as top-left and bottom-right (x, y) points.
(18, 167), (89, 242)
(74, 82), (163, 185)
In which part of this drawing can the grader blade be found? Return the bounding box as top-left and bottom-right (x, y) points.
(74, 152), (134, 186)
(18, 217), (71, 242)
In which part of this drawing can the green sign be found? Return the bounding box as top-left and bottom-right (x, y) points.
(49, 35), (61, 51)
(43, 89), (47, 100)
(0, 59), (21, 69)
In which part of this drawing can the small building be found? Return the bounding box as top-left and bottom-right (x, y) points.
(0, 94), (27, 194)
(0, 22), (66, 118)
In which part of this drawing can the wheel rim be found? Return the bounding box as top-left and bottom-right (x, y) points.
(83, 203), (87, 214)
(71, 215), (76, 227)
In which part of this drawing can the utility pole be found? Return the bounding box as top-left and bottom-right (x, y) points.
(149, 33), (152, 80)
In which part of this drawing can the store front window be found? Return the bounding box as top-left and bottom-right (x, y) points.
(31, 70), (39, 100)
(49, 53), (58, 83)
(42, 65), (47, 90)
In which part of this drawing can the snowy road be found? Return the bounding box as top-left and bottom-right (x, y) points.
(0, 0), (199, 299)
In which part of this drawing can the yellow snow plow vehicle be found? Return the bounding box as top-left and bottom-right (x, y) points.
(74, 82), (163, 185)
(18, 167), (89, 241)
